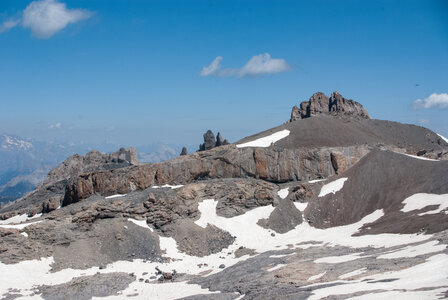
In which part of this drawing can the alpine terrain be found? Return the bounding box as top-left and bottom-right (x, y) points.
(1, 92), (447, 300)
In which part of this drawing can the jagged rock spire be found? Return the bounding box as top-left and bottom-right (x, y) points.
(291, 91), (370, 121)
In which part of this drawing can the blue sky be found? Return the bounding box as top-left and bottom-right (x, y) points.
(0, 0), (447, 148)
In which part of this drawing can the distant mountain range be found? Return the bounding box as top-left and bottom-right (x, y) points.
(0, 134), (181, 203)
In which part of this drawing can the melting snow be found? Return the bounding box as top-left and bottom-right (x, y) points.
(236, 129), (290, 148)
(318, 178), (348, 197)
(401, 193), (448, 215)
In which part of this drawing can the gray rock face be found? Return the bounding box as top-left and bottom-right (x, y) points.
(38, 272), (135, 300)
(258, 198), (303, 233)
(290, 91), (370, 121)
(61, 145), (370, 207)
(44, 147), (139, 186)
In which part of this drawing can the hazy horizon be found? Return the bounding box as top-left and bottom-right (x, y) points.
(1, 0), (447, 148)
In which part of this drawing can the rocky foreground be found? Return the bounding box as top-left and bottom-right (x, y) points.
(1, 92), (448, 300)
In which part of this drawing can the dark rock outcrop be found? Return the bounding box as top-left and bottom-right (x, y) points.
(199, 130), (216, 151)
(199, 130), (228, 151)
(216, 132), (229, 147)
(290, 91), (370, 121)
(180, 147), (188, 156)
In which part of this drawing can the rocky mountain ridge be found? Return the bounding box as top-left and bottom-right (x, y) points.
(1, 92), (448, 300)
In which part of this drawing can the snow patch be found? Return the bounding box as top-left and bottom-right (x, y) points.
(293, 202), (308, 211)
(105, 194), (127, 199)
(236, 129), (290, 148)
(267, 264), (286, 272)
(309, 179), (327, 184)
(377, 240), (446, 259)
(318, 178), (348, 197)
(91, 281), (217, 300)
(339, 267), (367, 279)
(308, 271), (326, 281)
(347, 288), (448, 300)
(0, 220), (43, 230)
(151, 184), (184, 189)
(315, 253), (364, 264)
(128, 218), (153, 232)
(307, 254), (448, 300)
(0, 213), (42, 225)
(270, 254), (291, 258)
(21, 232), (28, 238)
(403, 153), (439, 161)
(401, 193), (448, 215)
(277, 188), (289, 199)
(437, 133), (448, 144)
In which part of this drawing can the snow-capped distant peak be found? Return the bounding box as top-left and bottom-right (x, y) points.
(1, 134), (33, 151)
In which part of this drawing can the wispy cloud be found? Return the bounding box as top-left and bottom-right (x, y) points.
(200, 53), (291, 78)
(0, 19), (20, 33)
(0, 0), (92, 39)
(413, 93), (448, 109)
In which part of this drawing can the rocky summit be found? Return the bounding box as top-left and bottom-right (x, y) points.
(291, 91), (370, 121)
(1, 92), (448, 300)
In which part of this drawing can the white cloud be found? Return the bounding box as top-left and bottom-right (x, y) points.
(200, 56), (223, 76)
(0, 19), (20, 33)
(49, 122), (62, 129)
(239, 53), (291, 77)
(0, 0), (92, 39)
(413, 93), (448, 109)
(200, 53), (291, 78)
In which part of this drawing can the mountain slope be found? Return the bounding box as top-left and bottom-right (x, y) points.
(1, 92), (447, 300)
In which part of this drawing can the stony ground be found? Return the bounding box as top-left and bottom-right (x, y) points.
(1, 110), (447, 300)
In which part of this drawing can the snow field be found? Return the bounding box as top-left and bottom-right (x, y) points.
(236, 129), (290, 148)
(318, 178), (348, 197)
